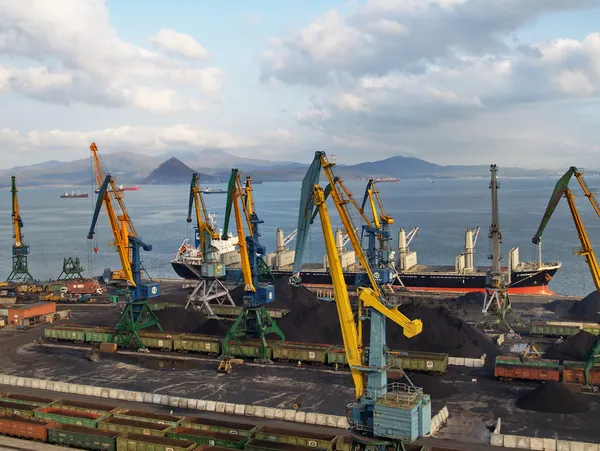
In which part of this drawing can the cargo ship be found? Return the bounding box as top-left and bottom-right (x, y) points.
(203, 187), (226, 194)
(94, 185), (139, 194)
(60, 191), (88, 198)
(171, 227), (561, 296)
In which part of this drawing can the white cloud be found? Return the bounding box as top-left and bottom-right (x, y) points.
(149, 29), (211, 60)
(258, 0), (600, 166)
(265, 128), (292, 140)
(0, 0), (222, 113)
(0, 125), (254, 153)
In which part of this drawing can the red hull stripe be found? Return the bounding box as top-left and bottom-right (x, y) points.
(304, 283), (556, 296)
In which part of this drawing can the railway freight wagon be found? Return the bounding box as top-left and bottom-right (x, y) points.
(529, 321), (600, 338)
(494, 356), (561, 382)
(47, 423), (119, 451)
(562, 361), (600, 385)
(0, 414), (54, 442)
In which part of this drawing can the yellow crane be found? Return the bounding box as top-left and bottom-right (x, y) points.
(7, 176), (34, 283)
(88, 174), (162, 347)
(533, 167), (600, 292)
(294, 152), (429, 444)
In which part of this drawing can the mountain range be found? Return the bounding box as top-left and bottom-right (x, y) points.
(0, 149), (569, 187)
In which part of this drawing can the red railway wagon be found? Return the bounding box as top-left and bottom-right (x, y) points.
(0, 414), (54, 441)
(494, 356), (560, 382)
(562, 362), (600, 385)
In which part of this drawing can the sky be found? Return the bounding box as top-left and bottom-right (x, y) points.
(0, 0), (599, 169)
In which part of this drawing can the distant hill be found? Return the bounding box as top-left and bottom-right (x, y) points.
(141, 157), (222, 185)
(158, 149), (306, 171)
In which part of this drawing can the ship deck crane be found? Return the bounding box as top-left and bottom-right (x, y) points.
(305, 159), (430, 444)
(532, 167), (600, 292)
(88, 174), (162, 348)
(221, 169), (285, 361)
(185, 173), (234, 316)
(7, 176), (34, 283)
(90, 142), (134, 283)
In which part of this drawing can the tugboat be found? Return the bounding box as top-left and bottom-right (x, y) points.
(60, 191), (88, 198)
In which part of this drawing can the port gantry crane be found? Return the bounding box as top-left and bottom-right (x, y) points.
(7, 176), (34, 283)
(87, 174), (162, 348)
(292, 152), (430, 446)
(532, 166), (600, 293)
(479, 165), (514, 332)
(221, 169), (285, 361)
(531, 166), (600, 392)
(185, 172), (235, 316)
(90, 142), (134, 283)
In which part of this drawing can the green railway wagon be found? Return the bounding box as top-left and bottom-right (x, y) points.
(0, 393), (56, 406)
(244, 439), (329, 451)
(180, 417), (257, 437)
(168, 428), (248, 449)
(117, 432), (197, 451)
(332, 436), (353, 451)
(139, 332), (178, 351)
(391, 351), (449, 374)
(44, 325), (92, 342)
(529, 323), (580, 338)
(99, 416), (171, 437)
(325, 347), (347, 366)
(255, 426), (337, 450)
(582, 324), (600, 336)
(272, 342), (333, 364)
(193, 446), (236, 451)
(226, 341), (274, 360)
(86, 327), (117, 344)
(174, 334), (221, 355)
(35, 406), (105, 428)
(114, 409), (183, 427)
(0, 400), (39, 417)
(47, 423), (119, 451)
(52, 399), (119, 416)
(494, 356), (560, 369)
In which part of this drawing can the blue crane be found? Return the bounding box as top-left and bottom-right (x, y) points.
(88, 174), (162, 348)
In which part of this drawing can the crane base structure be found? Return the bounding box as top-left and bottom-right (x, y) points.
(114, 301), (162, 349)
(185, 278), (235, 318)
(7, 254), (34, 284)
(57, 257), (85, 281)
(477, 288), (518, 333)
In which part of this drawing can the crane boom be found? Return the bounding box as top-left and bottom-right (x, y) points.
(187, 173), (218, 253)
(7, 176), (34, 283)
(532, 167), (600, 292)
(11, 176), (23, 249)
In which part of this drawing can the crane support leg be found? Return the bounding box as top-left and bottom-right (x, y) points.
(222, 307), (285, 361)
(115, 301), (163, 348)
(7, 255), (34, 283)
(185, 279), (235, 317)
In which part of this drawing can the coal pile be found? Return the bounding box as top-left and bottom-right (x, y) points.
(516, 381), (590, 414)
(155, 308), (230, 336)
(544, 330), (596, 361)
(452, 292), (485, 306)
(568, 290), (600, 321)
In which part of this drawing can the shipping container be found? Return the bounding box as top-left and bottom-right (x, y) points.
(86, 327), (116, 343)
(390, 351), (449, 374)
(0, 393), (56, 406)
(180, 417), (257, 437)
(114, 409), (183, 426)
(117, 432), (197, 451)
(272, 342), (333, 364)
(47, 423), (119, 451)
(167, 427), (248, 449)
(0, 414), (54, 441)
(35, 406), (104, 428)
(225, 341), (273, 360)
(0, 400), (39, 417)
(174, 334), (222, 355)
(494, 356), (560, 382)
(139, 332), (178, 351)
(244, 439), (329, 451)
(562, 361), (600, 386)
(67, 280), (102, 294)
(255, 426), (337, 450)
(52, 399), (118, 415)
(99, 416), (171, 436)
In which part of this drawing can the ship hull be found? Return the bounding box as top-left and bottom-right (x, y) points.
(171, 261), (559, 296)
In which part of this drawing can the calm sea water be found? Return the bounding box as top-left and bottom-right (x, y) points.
(1, 177), (598, 297)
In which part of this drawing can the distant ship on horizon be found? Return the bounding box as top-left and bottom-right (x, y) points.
(94, 184), (140, 194)
(61, 191), (88, 198)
